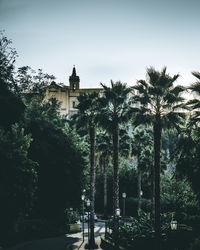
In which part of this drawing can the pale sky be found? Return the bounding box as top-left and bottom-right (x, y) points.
(0, 0), (200, 88)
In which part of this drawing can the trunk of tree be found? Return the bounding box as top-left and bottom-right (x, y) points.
(89, 125), (96, 248)
(103, 156), (108, 218)
(112, 122), (119, 213)
(151, 161), (155, 216)
(112, 121), (119, 249)
(137, 161), (142, 210)
(153, 114), (162, 247)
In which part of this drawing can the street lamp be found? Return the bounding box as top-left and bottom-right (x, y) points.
(86, 199), (90, 244)
(81, 194), (85, 242)
(170, 220), (178, 230)
(140, 190), (143, 196)
(115, 208), (120, 216)
(122, 193), (126, 218)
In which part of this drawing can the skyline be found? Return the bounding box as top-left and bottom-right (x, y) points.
(0, 0), (200, 88)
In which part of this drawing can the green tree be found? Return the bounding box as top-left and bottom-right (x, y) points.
(15, 66), (55, 103)
(0, 124), (37, 243)
(0, 31), (17, 86)
(160, 174), (198, 216)
(74, 91), (99, 248)
(176, 71), (200, 200)
(99, 81), (132, 215)
(132, 67), (186, 242)
(24, 98), (86, 219)
(0, 78), (24, 129)
(175, 123), (200, 201)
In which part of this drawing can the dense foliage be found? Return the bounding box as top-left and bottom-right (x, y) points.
(0, 32), (87, 246)
(24, 99), (86, 219)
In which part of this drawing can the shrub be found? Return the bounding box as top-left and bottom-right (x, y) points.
(182, 214), (200, 234)
(64, 208), (80, 224)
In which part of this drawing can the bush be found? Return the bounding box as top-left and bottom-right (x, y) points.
(64, 208), (80, 224)
(119, 210), (172, 239)
(161, 175), (199, 215)
(182, 214), (200, 234)
(117, 210), (176, 249)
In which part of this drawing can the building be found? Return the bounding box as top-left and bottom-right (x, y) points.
(45, 66), (102, 118)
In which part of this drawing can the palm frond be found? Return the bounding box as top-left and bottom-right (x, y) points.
(162, 111), (186, 129)
(189, 82), (200, 95)
(171, 85), (186, 95)
(163, 93), (185, 106)
(192, 71), (200, 80)
(172, 103), (189, 111)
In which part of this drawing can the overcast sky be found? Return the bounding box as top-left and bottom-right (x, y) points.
(0, 0), (200, 88)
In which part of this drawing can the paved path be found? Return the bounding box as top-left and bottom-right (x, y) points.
(70, 221), (105, 249)
(6, 235), (77, 250)
(5, 221), (106, 250)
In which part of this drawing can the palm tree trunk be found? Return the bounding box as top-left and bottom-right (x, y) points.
(103, 156), (108, 218)
(151, 162), (155, 216)
(137, 161), (142, 210)
(153, 114), (162, 247)
(89, 125), (96, 248)
(112, 122), (119, 212)
(112, 122), (120, 249)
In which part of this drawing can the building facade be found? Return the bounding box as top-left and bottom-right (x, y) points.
(45, 66), (102, 118)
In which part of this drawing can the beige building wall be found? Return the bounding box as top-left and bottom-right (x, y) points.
(45, 67), (102, 118)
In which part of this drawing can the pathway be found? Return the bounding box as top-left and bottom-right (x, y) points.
(5, 221), (106, 250)
(69, 221), (105, 249)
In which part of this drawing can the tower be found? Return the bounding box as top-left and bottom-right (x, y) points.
(69, 66), (80, 90)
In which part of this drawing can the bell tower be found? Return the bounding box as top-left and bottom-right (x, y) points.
(69, 66), (80, 90)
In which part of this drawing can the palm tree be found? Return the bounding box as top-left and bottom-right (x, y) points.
(131, 126), (153, 210)
(74, 91), (99, 248)
(132, 67), (186, 244)
(99, 81), (132, 214)
(96, 128), (131, 218)
(96, 131), (112, 218)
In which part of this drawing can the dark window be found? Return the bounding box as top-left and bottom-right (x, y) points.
(49, 90), (58, 93)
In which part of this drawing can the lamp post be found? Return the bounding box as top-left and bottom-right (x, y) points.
(170, 220), (178, 231)
(81, 194), (85, 242)
(86, 199), (90, 244)
(115, 208), (120, 249)
(122, 193), (126, 218)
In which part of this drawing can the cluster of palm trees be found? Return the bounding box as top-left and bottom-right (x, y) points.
(72, 67), (200, 247)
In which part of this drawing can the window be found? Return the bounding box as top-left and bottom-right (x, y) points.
(49, 90), (58, 93)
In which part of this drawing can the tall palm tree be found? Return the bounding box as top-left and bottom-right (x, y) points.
(131, 126), (153, 210)
(96, 128), (131, 218)
(96, 131), (112, 218)
(132, 67), (186, 243)
(99, 81), (132, 214)
(74, 91), (99, 248)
